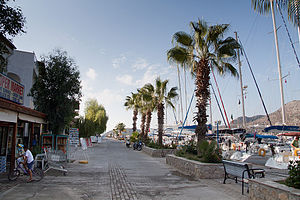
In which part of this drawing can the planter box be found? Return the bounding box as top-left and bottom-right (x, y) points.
(166, 154), (223, 179)
(142, 146), (176, 157)
(249, 178), (300, 200)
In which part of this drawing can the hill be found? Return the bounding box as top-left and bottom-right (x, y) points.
(231, 100), (300, 126)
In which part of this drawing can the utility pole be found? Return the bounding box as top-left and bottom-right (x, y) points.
(270, 0), (286, 125)
(235, 32), (246, 128)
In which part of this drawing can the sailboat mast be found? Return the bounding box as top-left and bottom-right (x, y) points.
(270, 0), (286, 125)
(235, 32), (246, 128)
(177, 64), (184, 124)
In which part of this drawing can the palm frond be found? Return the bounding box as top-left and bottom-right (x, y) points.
(172, 31), (193, 47)
(221, 62), (239, 77)
(207, 24), (229, 45)
(167, 46), (190, 64)
(288, 0), (300, 26)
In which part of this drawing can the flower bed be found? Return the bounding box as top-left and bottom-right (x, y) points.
(166, 154), (223, 179)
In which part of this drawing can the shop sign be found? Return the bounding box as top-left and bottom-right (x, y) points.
(0, 73), (24, 105)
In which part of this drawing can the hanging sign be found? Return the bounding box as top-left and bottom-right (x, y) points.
(0, 73), (24, 105)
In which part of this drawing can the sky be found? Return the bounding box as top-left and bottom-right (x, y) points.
(9, 0), (300, 131)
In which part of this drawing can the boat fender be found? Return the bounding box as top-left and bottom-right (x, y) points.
(232, 144), (236, 150)
(294, 148), (300, 156)
(258, 148), (266, 157)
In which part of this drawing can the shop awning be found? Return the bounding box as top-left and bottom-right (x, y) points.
(18, 113), (46, 124)
(0, 108), (17, 123)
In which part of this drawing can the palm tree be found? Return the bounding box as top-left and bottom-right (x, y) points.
(153, 77), (178, 145)
(167, 19), (239, 151)
(124, 93), (140, 132)
(141, 83), (156, 140)
(115, 123), (126, 136)
(137, 88), (147, 139)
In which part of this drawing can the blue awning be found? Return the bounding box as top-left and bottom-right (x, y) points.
(245, 133), (278, 139)
(263, 125), (300, 132)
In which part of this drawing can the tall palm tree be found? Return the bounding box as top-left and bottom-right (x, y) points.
(137, 88), (147, 139)
(142, 83), (156, 140)
(167, 19), (239, 151)
(153, 77), (178, 145)
(124, 92), (140, 132)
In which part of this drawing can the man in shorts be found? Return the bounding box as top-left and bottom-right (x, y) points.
(23, 145), (34, 182)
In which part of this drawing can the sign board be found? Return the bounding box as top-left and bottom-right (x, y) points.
(0, 73), (24, 105)
(69, 128), (79, 145)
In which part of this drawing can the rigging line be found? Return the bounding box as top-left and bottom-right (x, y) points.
(178, 90), (195, 137)
(172, 108), (178, 124)
(211, 67), (230, 128)
(277, 3), (300, 69)
(245, 14), (260, 46)
(238, 38), (273, 126)
(210, 83), (228, 128)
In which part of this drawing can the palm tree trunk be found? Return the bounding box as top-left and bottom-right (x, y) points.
(140, 113), (146, 138)
(157, 103), (164, 145)
(194, 59), (210, 155)
(145, 110), (152, 140)
(132, 109), (138, 132)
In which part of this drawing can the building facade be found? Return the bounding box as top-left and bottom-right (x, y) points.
(0, 35), (46, 172)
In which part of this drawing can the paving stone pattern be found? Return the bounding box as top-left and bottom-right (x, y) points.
(109, 163), (137, 200)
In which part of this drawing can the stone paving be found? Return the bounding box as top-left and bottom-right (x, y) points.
(109, 163), (137, 200)
(0, 139), (249, 200)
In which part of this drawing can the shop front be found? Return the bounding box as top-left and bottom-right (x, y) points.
(0, 72), (46, 172)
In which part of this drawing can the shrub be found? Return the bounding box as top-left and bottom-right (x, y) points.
(285, 161), (300, 189)
(175, 140), (222, 163)
(197, 140), (222, 163)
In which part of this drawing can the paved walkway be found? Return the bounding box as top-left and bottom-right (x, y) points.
(0, 139), (250, 199)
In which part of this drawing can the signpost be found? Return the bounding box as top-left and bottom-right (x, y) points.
(69, 128), (79, 145)
(0, 73), (24, 105)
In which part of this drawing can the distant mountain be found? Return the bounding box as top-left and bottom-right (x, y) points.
(231, 115), (264, 125)
(231, 100), (300, 126)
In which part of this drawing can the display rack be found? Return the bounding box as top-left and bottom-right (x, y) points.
(55, 135), (68, 154)
(41, 134), (54, 149)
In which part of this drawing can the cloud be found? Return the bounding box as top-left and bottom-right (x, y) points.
(112, 54), (127, 68)
(136, 66), (159, 87)
(79, 88), (123, 116)
(116, 74), (134, 85)
(86, 68), (97, 80)
(132, 58), (149, 71)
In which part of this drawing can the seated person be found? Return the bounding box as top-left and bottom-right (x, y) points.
(22, 145), (34, 182)
(291, 136), (299, 149)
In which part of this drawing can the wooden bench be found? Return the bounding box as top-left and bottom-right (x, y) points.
(222, 160), (265, 194)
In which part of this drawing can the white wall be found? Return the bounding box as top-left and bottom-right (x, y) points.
(6, 50), (38, 109)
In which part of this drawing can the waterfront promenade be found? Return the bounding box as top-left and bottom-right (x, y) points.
(0, 138), (250, 200)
